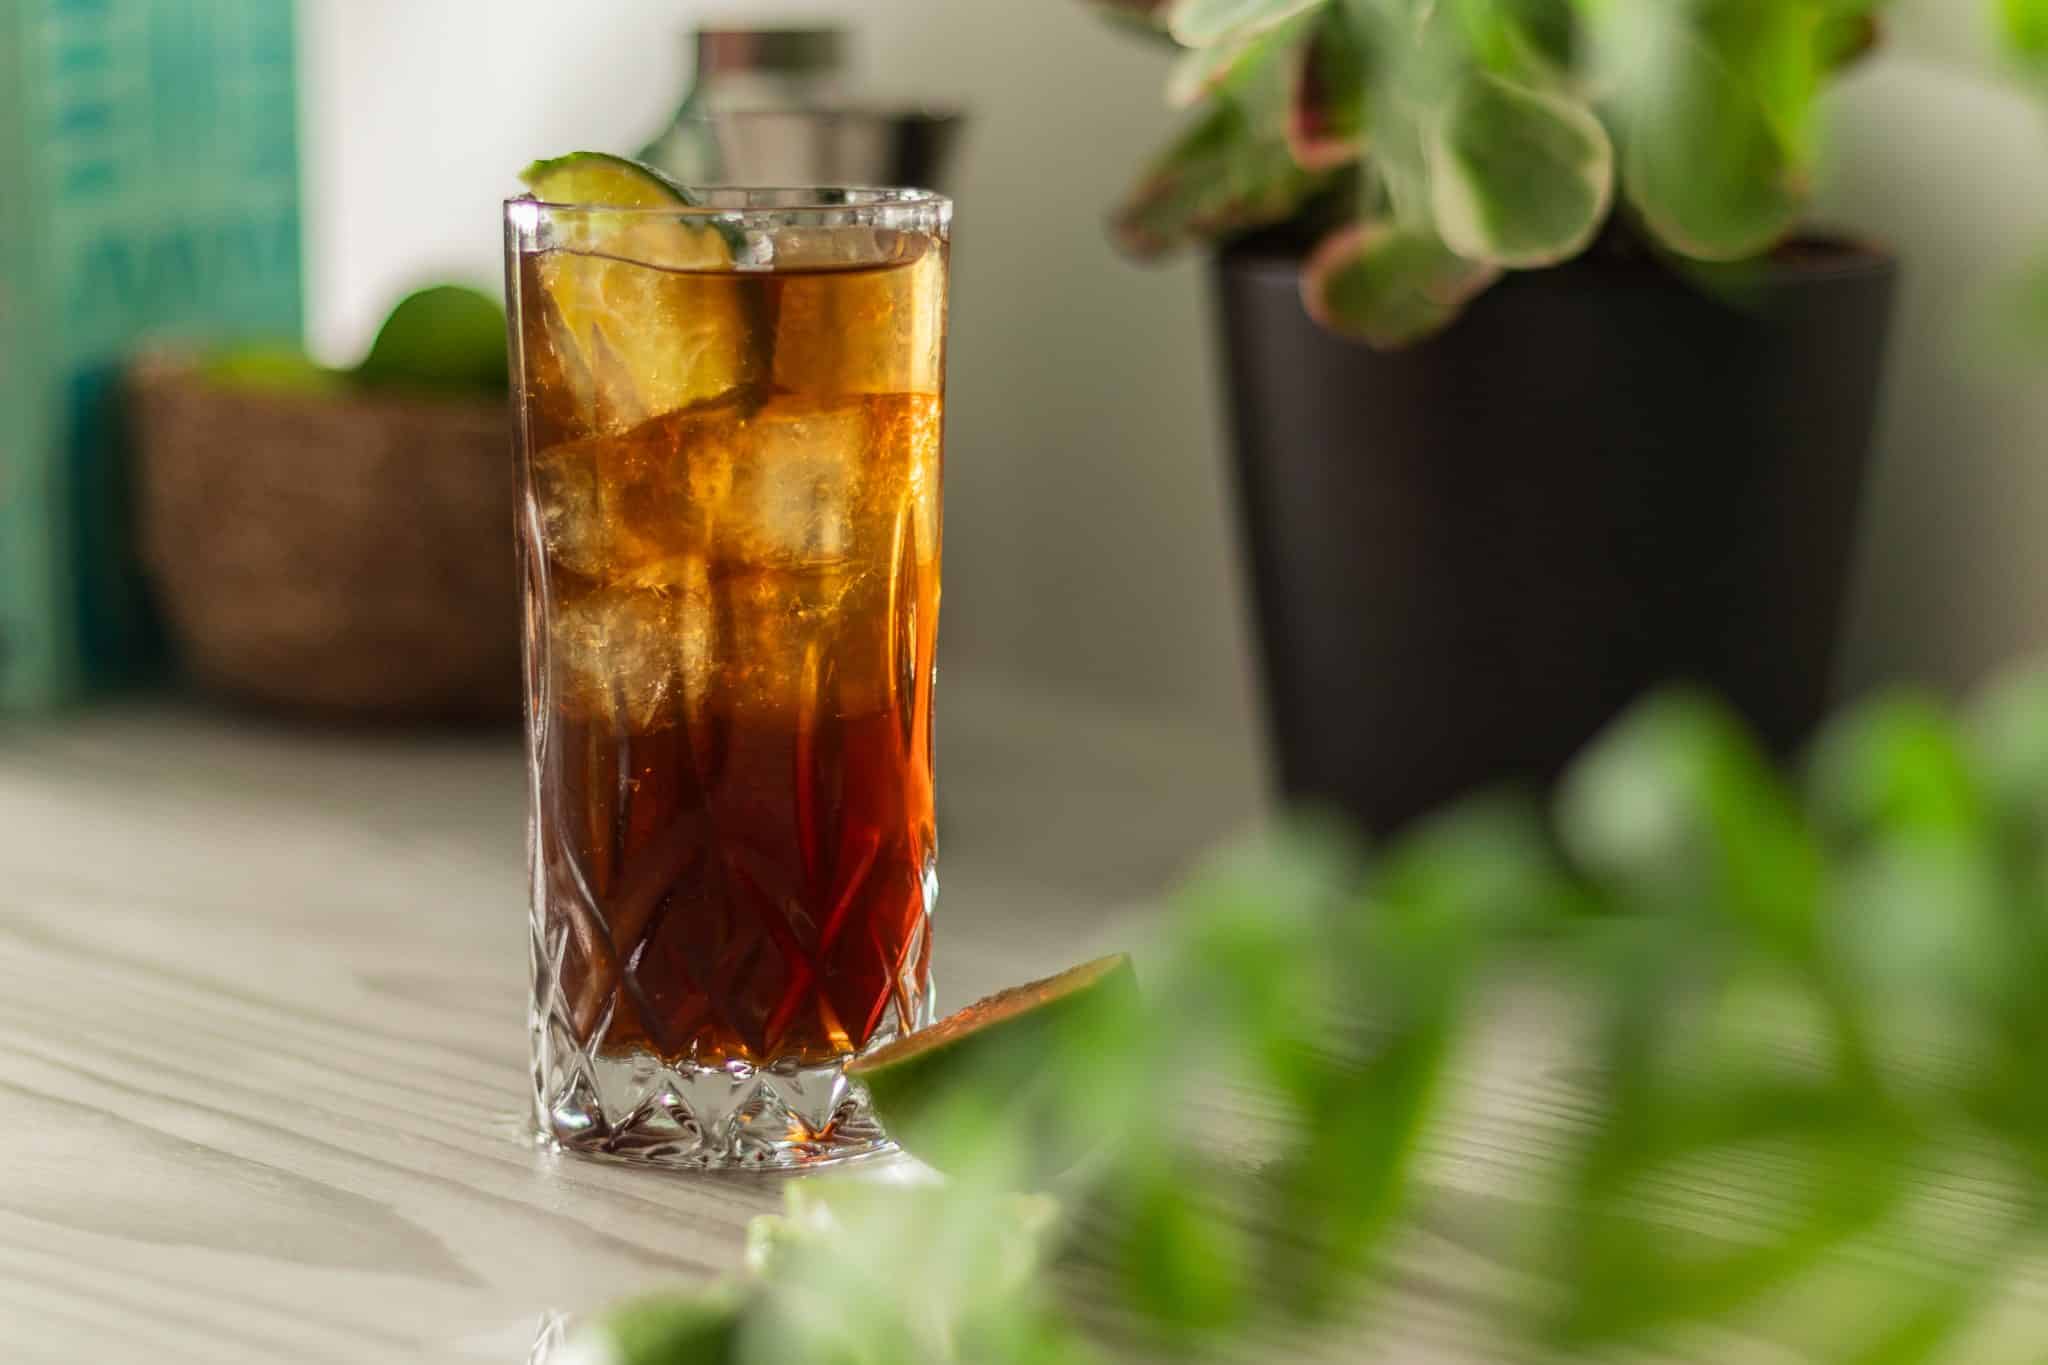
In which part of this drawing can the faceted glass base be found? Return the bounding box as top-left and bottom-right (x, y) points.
(534, 1047), (896, 1170)
(526, 857), (935, 1170)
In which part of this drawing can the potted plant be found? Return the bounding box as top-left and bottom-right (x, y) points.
(1084, 0), (1898, 832)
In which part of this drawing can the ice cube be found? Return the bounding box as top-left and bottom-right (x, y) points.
(727, 401), (873, 568)
(529, 436), (614, 580)
(537, 392), (932, 720)
(712, 562), (859, 715)
(892, 393), (943, 564)
(519, 278), (599, 446)
(772, 240), (943, 398)
(531, 400), (746, 590)
(548, 578), (712, 731)
(766, 226), (923, 272)
(530, 425), (692, 585)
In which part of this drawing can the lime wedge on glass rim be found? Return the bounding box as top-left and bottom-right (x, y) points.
(516, 152), (753, 430)
(521, 152), (701, 209)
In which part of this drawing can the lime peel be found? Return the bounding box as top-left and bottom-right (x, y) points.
(515, 151), (750, 431)
(849, 954), (1140, 1178)
(519, 151), (700, 207)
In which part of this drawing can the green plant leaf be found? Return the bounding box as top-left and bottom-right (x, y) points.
(2001, 0), (2048, 67)
(1301, 220), (1499, 346)
(1287, 4), (1373, 168)
(1696, 0), (1826, 160)
(1971, 660), (2048, 842)
(1554, 1111), (1909, 1348)
(1168, 0), (1327, 48)
(584, 1286), (746, 1365)
(1428, 71), (1613, 267)
(1115, 1160), (1253, 1341)
(1553, 1023), (1912, 1348)
(1807, 693), (1986, 843)
(1990, 249), (2048, 353)
(1816, 7), (1883, 70)
(1454, 0), (1576, 78)
(1375, 795), (1576, 939)
(1167, 27), (1260, 105)
(1167, 2), (1321, 106)
(1114, 65), (1328, 256)
(1830, 838), (2016, 1064)
(1252, 806), (1540, 1313)
(1267, 1012), (1451, 1314)
(1839, 1276), (1990, 1365)
(1559, 691), (1822, 956)
(1598, 14), (1808, 260)
(1168, 821), (1363, 1101)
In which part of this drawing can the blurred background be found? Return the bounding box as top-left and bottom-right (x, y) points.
(6, 0), (2046, 755)
(297, 0), (1264, 737)
(13, 3), (2048, 1358)
(290, 0), (2048, 737)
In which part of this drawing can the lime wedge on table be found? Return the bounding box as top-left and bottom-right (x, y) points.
(849, 954), (1140, 1180)
(517, 153), (749, 431)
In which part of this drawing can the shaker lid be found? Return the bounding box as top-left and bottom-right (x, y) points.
(694, 27), (845, 78)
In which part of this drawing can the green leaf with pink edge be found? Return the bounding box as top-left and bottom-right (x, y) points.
(1817, 6), (1884, 71)
(1301, 221), (1499, 347)
(1595, 15), (1808, 262)
(1287, 5), (1372, 170)
(1167, 29), (1260, 106)
(1169, 0), (1327, 48)
(1428, 71), (1612, 268)
(1699, 1), (1831, 160)
(1454, 0), (1576, 79)
(1166, 5), (1317, 108)
(1114, 68), (1329, 257)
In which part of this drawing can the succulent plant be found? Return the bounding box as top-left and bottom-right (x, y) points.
(1087, 0), (1889, 346)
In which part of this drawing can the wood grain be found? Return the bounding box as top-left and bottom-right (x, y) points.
(0, 682), (1257, 1362)
(6, 686), (2046, 1362)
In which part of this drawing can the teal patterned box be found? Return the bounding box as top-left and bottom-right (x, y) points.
(0, 0), (303, 707)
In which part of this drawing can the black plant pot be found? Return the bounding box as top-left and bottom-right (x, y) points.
(1214, 234), (1897, 835)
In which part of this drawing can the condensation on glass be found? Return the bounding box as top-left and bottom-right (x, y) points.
(505, 189), (949, 1168)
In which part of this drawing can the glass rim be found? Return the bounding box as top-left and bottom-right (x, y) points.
(506, 185), (950, 221)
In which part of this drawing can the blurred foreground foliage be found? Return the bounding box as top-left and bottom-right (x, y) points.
(567, 661), (2048, 1364)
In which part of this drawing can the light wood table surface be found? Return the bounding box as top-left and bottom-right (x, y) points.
(11, 682), (2048, 1364)
(0, 679), (1260, 1364)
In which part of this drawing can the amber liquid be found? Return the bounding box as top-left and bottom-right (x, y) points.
(545, 698), (934, 1064)
(519, 245), (942, 1067)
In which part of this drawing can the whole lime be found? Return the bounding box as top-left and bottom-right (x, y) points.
(356, 284), (508, 396)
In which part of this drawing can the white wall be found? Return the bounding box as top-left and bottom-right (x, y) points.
(1814, 0), (2048, 696)
(300, 0), (2048, 745)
